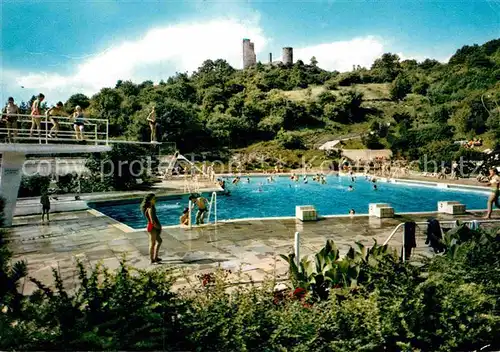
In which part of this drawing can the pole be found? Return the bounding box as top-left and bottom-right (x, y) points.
(294, 232), (300, 267)
(188, 200), (192, 229)
(402, 228), (406, 261)
(44, 114), (48, 144)
(207, 193), (213, 224)
(214, 192), (217, 225)
(105, 120), (109, 146)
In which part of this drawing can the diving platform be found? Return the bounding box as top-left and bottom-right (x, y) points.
(0, 143), (111, 154)
(0, 113), (168, 227)
(0, 143), (112, 227)
(0, 114), (115, 226)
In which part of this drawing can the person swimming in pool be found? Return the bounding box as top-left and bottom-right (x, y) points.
(349, 209), (356, 215)
(348, 185), (353, 191)
(373, 184), (378, 190)
(232, 176), (240, 185)
(180, 207), (189, 226)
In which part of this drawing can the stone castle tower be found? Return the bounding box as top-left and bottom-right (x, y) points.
(242, 39), (256, 69)
(282, 47), (293, 65)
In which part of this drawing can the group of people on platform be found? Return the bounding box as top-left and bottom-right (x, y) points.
(1, 94), (87, 142)
(2, 96), (161, 143)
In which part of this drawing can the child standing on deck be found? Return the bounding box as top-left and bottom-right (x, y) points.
(40, 192), (50, 224)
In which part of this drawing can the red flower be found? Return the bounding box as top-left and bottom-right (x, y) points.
(293, 287), (307, 300)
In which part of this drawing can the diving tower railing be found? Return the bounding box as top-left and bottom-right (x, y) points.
(0, 113), (109, 145)
(0, 113), (169, 146)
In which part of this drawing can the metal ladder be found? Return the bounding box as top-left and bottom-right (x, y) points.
(206, 191), (217, 224)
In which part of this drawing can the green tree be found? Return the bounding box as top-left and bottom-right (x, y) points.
(390, 73), (412, 101)
(86, 144), (153, 191)
(371, 53), (402, 82)
(65, 93), (90, 111)
(89, 88), (124, 136)
(18, 175), (51, 198)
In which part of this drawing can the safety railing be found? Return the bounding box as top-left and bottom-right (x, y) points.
(0, 113), (109, 145)
(206, 191), (218, 225)
(383, 218), (500, 261)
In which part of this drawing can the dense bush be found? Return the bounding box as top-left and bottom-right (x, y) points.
(0, 222), (499, 350)
(18, 175), (51, 198)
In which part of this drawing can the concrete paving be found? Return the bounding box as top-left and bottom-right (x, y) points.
(5, 209), (499, 294)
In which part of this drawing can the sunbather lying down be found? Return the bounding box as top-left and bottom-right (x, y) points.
(477, 174), (489, 182)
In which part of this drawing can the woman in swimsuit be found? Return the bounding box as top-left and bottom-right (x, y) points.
(140, 193), (163, 264)
(30, 93), (45, 138)
(71, 105), (85, 140)
(146, 106), (157, 142)
(484, 168), (500, 219)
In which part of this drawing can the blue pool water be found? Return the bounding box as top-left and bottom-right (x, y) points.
(90, 176), (489, 229)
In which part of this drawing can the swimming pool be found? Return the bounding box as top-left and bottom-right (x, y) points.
(90, 176), (489, 229)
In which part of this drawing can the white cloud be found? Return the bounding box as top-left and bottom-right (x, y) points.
(10, 18), (267, 101)
(293, 36), (385, 71)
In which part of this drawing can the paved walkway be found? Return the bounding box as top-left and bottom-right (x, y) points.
(6, 209), (499, 294)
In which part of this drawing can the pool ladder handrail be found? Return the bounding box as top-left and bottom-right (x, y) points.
(207, 191), (217, 225)
(383, 218), (500, 261)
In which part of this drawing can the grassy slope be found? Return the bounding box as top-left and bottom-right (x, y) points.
(233, 83), (397, 165)
(279, 83), (394, 149)
(280, 83), (391, 102)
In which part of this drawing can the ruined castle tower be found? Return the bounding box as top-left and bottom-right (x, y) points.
(242, 39), (257, 69)
(282, 47), (293, 65)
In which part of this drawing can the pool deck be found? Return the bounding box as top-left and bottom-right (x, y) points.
(6, 208), (500, 294)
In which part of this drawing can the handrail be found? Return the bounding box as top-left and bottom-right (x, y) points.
(188, 200), (193, 229)
(2, 113), (108, 124)
(1, 113), (109, 145)
(383, 218), (500, 261)
(206, 191), (217, 225)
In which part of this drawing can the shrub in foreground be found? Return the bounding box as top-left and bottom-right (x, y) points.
(0, 225), (499, 351)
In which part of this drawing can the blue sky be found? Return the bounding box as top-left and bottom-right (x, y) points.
(1, 0), (499, 104)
